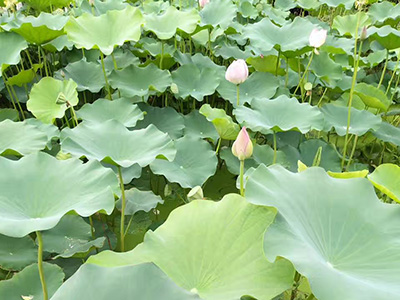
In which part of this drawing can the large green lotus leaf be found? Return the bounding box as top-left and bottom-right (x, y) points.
(135, 105), (185, 139)
(43, 35), (74, 52)
(234, 95), (324, 134)
(321, 104), (382, 136)
(171, 64), (220, 101)
(55, 59), (105, 92)
(319, 0), (355, 9)
(371, 121), (400, 146)
(247, 55), (285, 75)
(299, 139), (341, 172)
(0, 32), (27, 68)
(6, 64), (41, 87)
(368, 26), (400, 50)
(150, 136), (218, 188)
(51, 263), (200, 300)
(1, 13), (69, 45)
(368, 1), (400, 24)
(116, 188), (164, 215)
(199, 0), (236, 29)
(103, 48), (139, 74)
(144, 6), (200, 40)
(0, 263), (64, 300)
(103, 162), (142, 184)
(24, 118), (60, 149)
(183, 110), (219, 142)
(88, 194), (295, 299)
(22, 0), (73, 10)
(353, 83), (391, 111)
(0, 119), (48, 156)
(41, 215), (105, 259)
(368, 164), (400, 203)
(174, 52), (225, 79)
(61, 120), (176, 168)
(27, 77), (78, 124)
(65, 6), (143, 55)
(109, 64), (171, 98)
(0, 152), (118, 237)
(77, 98), (144, 128)
(0, 109), (18, 122)
(246, 164), (400, 300)
(310, 51), (343, 85)
(244, 17), (315, 56)
(0, 235), (37, 271)
(199, 104), (240, 140)
(213, 40), (253, 60)
(217, 72), (279, 107)
(332, 12), (371, 37)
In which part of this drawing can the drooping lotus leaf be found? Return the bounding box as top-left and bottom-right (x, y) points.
(244, 17), (315, 56)
(368, 164), (400, 203)
(199, 104), (240, 140)
(234, 95), (324, 134)
(41, 215), (105, 259)
(368, 1), (400, 24)
(327, 169), (369, 179)
(353, 83), (391, 111)
(144, 6), (200, 40)
(65, 6), (144, 55)
(21, 0), (73, 10)
(50, 263), (200, 300)
(368, 26), (400, 50)
(6, 64), (41, 87)
(61, 120), (176, 168)
(199, 0), (237, 29)
(171, 64), (220, 101)
(246, 164), (400, 300)
(310, 52), (343, 85)
(88, 194), (295, 299)
(332, 12), (371, 37)
(103, 48), (139, 74)
(27, 77), (78, 124)
(0, 119), (48, 156)
(0, 32), (28, 68)
(217, 72), (279, 107)
(77, 98), (144, 128)
(247, 55), (284, 75)
(0, 263), (64, 300)
(321, 104), (382, 136)
(371, 121), (400, 146)
(1, 13), (69, 45)
(55, 59), (105, 92)
(150, 136), (218, 188)
(109, 64), (172, 98)
(103, 162), (142, 184)
(0, 235), (37, 271)
(183, 110), (219, 141)
(116, 188), (164, 215)
(0, 152), (119, 237)
(135, 105), (185, 139)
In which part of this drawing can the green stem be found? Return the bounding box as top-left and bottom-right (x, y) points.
(385, 56), (399, 95)
(273, 131), (277, 164)
(390, 73), (400, 103)
(236, 84), (240, 106)
(160, 41), (164, 69)
(378, 50), (389, 89)
(293, 51), (314, 95)
(69, 105), (79, 127)
(36, 231), (48, 300)
(215, 138), (222, 154)
(41, 47), (49, 77)
(111, 53), (118, 70)
(346, 135), (358, 171)
(285, 58), (289, 88)
(117, 166), (126, 252)
(275, 48), (281, 76)
(100, 52), (112, 100)
(239, 160), (244, 197)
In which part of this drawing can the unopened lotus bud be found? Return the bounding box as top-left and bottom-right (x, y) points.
(199, 0), (209, 8)
(309, 28), (327, 49)
(232, 126), (253, 161)
(170, 83), (179, 94)
(187, 186), (204, 201)
(360, 26), (367, 41)
(225, 59), (249, 85)
(89, 0), (95, 6)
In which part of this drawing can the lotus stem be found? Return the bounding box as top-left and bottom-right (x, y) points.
(293, 51), (314, 96)
(386, 55), (399, 95)
(215, 138), (222, 155)
(378, 50), (389, 89)
(236, 84), (240, 106)
(239, 160), (244, 196)
(346, 135), (358, 171)
(275, 48), (281, 76)
(341, 12), (362, 170)
(273, 131), (277, 164)
(117, 166), (126, 252)
(36, 231), (48, 300)
(100, 52), (112, 100)
(160, 41), (164, 69)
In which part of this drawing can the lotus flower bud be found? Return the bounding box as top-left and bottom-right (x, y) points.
(309, 28), (327, 48)
(360, 26), (367, 41)
(232, 127), (253, 161)
(199, 0), (209, 8)
(225, 59), (249, 85)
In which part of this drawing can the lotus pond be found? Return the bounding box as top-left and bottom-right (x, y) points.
(1, 0), (400, 299)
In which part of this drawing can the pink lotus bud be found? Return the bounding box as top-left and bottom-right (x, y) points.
(309, 28), (327, 48)
(360, 26), (367, 40)
(225, 59), (249, 85)
(232, 127), (253, 161)
(199, 0), (209, 8)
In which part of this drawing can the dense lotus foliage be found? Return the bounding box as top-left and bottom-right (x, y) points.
(1, 0), (400, 299)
